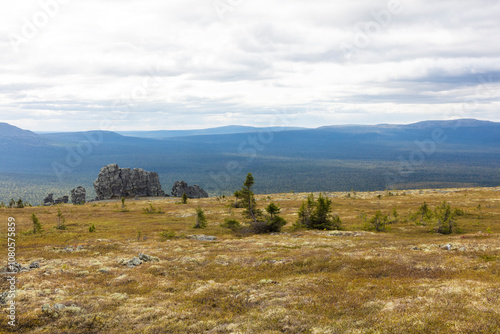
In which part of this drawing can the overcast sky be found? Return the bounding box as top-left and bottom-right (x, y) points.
(1, 0), (500, 131)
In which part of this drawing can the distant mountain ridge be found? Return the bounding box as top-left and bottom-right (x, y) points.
(0, 122), (40, 139)
(7, 118), (496, 139)
(1, 118), (500, 203)
(116, 125), (306, 139)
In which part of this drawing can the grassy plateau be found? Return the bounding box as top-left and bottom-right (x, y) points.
(1, 187), (500, 333)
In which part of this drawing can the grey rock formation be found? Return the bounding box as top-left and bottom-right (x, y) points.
(54, 196), (69, 204)
(171, 181), (208, 198)
(126, 257), (142, 267)
(186, 235), (217, 241)
(93, 164), (165, 200)
(44, 193), (54, 206)
(139, 253), (160, 262)
(0, 292), (8, 305)
(71, 186), (86, 205)
(7, 262), (22, 273)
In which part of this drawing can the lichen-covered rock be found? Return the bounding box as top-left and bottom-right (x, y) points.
(187, 235), (217, 241)
(41, 304), (53, 314)
(126, 257), (142, 267)
(171, 180), (208, 198)
(93, 164), (165, 200)
(139, 253), (160, 262)
(70, 186), (86, 204)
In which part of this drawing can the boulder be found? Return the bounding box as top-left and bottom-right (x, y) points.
(54, 196), (69, 204)
(71, 186), (86, 205)
(186, 235), (217, 241)
(126, 257), (142, 268)
(171, 181), (208, 198)
(93, 164), (165, 200)
(43, 193), (54, 206)
(138, 253), (160, 262)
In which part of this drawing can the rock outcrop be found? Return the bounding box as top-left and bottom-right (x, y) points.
(54, 196), (69, 204)
(43, 193), (54, 206)
(71, 186), (86, 205)
(171, 181), (209, 198)
(93, 164), (165, 200)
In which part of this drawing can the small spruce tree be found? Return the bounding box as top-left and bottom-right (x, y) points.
(435, 202), (456, 234)
(240, 173), (260, 223)
(181, 192), (188, 204)
(369, 210), (388, 232)
(418, 202), (433, 222)
(264, 202), (287, 233)
(296, 194), (315, 228)
(16, 198), (24, 208)
(193, 206), (207, 228)
(220, 218), (241, 231)
(56, 209), (67, 230)
(295, 193), (341, 230)
(32, 213), (43, 234)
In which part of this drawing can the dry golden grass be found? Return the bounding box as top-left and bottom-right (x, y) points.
(1, 187), (500, 333)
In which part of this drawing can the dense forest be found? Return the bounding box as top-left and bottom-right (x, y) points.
(1, 119), (499, 204)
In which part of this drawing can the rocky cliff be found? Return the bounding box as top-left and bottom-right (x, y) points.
(171, 180), (208, 198)
(93, 164), (165, 200)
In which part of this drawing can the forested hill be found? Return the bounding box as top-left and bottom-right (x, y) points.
(0, 119), (499, 203)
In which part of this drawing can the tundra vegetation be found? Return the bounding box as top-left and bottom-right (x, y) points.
(0, 186), (500, 333)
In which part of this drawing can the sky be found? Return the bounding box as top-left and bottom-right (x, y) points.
(1, 0), (500, 131)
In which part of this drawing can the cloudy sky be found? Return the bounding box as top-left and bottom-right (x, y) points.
(1, 0), (500, 131)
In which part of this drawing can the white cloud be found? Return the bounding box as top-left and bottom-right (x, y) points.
(1, 0), (500, 131)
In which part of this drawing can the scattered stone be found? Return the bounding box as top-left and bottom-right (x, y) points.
(43, 193), (54, 206)
(93, 164), (165, 200)
(42, 303), (81, 316)
(187, 235), (217, 241)
(98, 267), (111, 273)
(171, 180), (208, 198)
(29, 261), (40, 269)
(41, 304), (53, 315)
(6, 262), (22, 273)
(327, 231), (367, 237)
(442, 244), (452, 251)
(0, 292), (9, 304)
(126, 257), (142, 267)
(54, 303), (66, 311)
(138, 253), (160, 262)
(70, 186), (86, 205)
